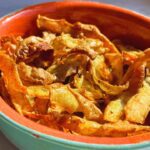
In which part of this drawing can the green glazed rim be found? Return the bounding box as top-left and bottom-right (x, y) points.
(1, 112), (150, 150)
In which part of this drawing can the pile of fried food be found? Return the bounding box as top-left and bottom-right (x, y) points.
(0, 15), (150, 137)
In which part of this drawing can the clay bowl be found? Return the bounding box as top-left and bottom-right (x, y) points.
(0, 2), (150, 150)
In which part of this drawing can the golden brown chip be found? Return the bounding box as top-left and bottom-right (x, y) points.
(49, 84), (79, 114)
(47, 53), (89, 82)
(104, 99), (124, 122)
(90, 55), (112, 82)
(37, 15), (73, 34)
(62, 116), (101, 136)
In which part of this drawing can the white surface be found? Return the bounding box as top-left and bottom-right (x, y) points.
(0, 0), (149, 150)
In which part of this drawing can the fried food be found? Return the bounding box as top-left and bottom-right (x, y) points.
(0, 15), (150, 137)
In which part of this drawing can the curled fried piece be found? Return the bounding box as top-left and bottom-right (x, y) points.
(47, 53), (89, 82)
(96, 79), (129, 95)
(90, 55), (112, 82)
(0, 52), (32, 114)
(73, 74), (103, 100)
(18, 62), (56, 85)
(72, 22), (119, 54)
(37, 16), (119, 54)
(105, 53), (123, 83)
(90, 55), (128, 95)
(52, 33), (101, 59)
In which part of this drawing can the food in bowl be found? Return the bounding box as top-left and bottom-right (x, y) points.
(0, 15), (150, 137)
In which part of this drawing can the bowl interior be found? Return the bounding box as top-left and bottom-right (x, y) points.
(0, 1), (150, 145)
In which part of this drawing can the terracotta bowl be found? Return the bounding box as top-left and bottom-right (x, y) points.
(0, 2), (150, 150)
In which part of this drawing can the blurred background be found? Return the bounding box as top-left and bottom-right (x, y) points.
(0, 0), (150, 17)
(0, 0), (149, 150)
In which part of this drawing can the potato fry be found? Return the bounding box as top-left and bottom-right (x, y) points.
(104, 99), (124, 122)
(125, 83), (150, 124)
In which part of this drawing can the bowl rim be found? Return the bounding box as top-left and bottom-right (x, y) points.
(0, 1), (150, 147)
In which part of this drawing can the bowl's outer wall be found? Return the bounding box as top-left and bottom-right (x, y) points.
(1, 113), (150, 150)
(0, 2), (150, 150)
(0, 114), (81, 150)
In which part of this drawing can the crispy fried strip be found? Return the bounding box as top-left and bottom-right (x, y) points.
(37, 15), (73, 33)
(25, 113), (63, 130)
(73, 22), (120, 54)
(105, 53), (123, 83)
(90, 55), (128, 95)
(47, 53), (89, 82)
(125, 83), (150, 124)
(96, 120), (150, 137)
(34, 98), (49, 114)
(62, 116), (101, 136)
(62, 116), (150, 137)
(96, 79), (129, 95)
(37, 16), (119, 54)
(0, 52), (32, 114)
(91, 55), (112, 82)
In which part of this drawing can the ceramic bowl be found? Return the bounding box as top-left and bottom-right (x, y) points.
(0, 2), (150, 150)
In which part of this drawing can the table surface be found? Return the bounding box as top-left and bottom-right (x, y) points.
(0, 0), (149, 150)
